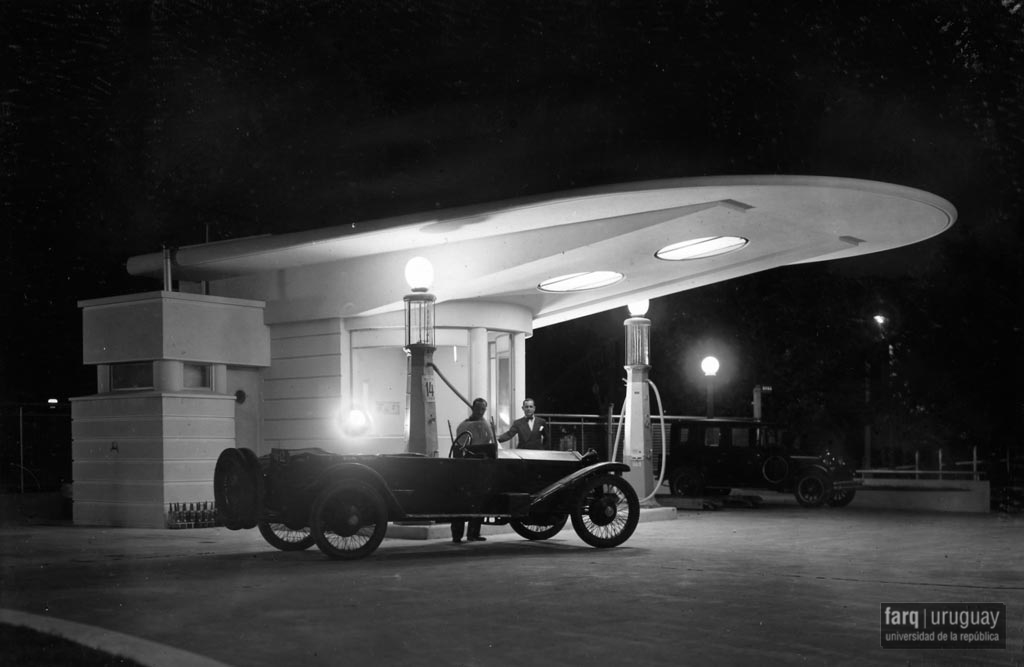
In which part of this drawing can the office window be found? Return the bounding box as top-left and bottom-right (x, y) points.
(732, 428), (750, 447)
(184, 363), (212, 389)
(110, 362), (153, 391)
(705, 428), (721, 447)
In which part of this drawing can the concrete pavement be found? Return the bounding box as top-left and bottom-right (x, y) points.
(1, 503), (1022, 666)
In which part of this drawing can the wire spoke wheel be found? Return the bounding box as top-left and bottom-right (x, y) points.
(827, 488), (856, 508)
(311, 480), (388, 560)
(258, 520), (315, 551)
(570, 474), (639, 548)
(794, 470), (833, 508)
(510, 514), (568, 540)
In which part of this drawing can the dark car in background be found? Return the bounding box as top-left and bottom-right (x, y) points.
(662, 417), (859, 507)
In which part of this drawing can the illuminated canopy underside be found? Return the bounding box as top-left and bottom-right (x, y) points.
(127, 175), (956, 329)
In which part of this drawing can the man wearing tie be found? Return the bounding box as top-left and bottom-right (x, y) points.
(497, 398), (550, 450)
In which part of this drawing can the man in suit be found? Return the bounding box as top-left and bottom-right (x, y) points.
(497, 398), (550, 450)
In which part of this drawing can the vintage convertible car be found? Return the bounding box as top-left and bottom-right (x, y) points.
(214, 438), (640, 560)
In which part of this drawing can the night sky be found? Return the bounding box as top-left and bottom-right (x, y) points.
(3, 2), (1022, 459)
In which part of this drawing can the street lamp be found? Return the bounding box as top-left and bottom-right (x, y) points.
(404, 257), (438, 455)
(865, 313), (894, 469)
(701, 356), (719, 418)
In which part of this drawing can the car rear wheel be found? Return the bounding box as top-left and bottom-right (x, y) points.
(570, 474), (639, 548)
(214, 448), (263, 530)
(827, 488), (857, 507)
(310, 479), (388, 560)
(258, 520), (315, 551)
(510, 514), (568, 540)
(794, 470), (833, 508)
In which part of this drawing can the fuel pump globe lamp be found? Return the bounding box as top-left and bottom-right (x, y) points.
(404, 257), (438, 455)
(623, 300), (657, 503)
(701, 355), (719, 418)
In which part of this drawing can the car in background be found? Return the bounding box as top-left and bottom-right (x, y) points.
(661, 417), (859, 507)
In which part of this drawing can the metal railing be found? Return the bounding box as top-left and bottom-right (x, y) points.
(857, 446), (987, 481)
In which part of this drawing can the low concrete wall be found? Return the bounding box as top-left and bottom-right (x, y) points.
(854, 478), (989, 513)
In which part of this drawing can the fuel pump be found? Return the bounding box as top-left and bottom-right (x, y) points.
(618, 301), (669, 505)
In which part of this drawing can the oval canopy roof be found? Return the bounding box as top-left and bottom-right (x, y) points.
(127, 175), (956, 329)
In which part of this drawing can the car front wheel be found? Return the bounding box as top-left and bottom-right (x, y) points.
(310, 479), (388, 560)
(827, 488), (857, 508)
(258, 520), (316, 551)
(510, 514), (568, 540)
(570, 474), (640, 548)
(794, 470), (833, 508)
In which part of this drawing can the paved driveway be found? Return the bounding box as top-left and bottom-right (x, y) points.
(1, 506), (1021, 666)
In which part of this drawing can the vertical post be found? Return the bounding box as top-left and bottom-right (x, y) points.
(512, 332), (526, 415)
(606, 403), (614, 461)
(162, 247), (172, 292)
(19, 406), (24, 494)
(863, 361), (871, 469)
(469, 328), (488, 409)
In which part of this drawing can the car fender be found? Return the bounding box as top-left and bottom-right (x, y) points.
(314, 462), (405, 515)
(529, 461), (630, 506)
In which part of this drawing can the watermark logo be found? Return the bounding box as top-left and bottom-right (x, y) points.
(880, 603), (1005, 649)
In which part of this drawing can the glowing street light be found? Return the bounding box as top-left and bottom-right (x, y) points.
(701, 356), (720, 377)
(701, 355), (719, 418)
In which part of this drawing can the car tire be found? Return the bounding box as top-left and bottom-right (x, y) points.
(570, 474), (640, 548)
(310, 479), (388, 560)
(214, 448), (263, 530)
(827, 489), (857, 508)
(258, 519), (316, 551)
(793, 469), (833, 508)
(510, 515), (568, 540)
(669, 467), (704, 497)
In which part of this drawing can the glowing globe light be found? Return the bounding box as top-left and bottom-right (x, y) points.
(404, 256), (434, 292)
(627, 300), (649, 317)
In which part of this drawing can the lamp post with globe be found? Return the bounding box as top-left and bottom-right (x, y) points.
(701, 356), (719, 419)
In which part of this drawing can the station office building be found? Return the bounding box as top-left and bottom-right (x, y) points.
(72, 176), (956, 527)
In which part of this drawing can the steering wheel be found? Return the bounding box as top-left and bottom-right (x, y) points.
(449, 432), (474, 458)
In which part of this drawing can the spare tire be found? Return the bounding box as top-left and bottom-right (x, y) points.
(214, 448), (264, 530)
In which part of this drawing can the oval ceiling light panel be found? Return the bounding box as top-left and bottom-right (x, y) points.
(655, 236), (748, 260)
(539, 271), (624, 292)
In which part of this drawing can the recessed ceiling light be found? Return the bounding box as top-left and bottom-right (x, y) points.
(539, 271), (624, 292)
(655, 236), (748, 260)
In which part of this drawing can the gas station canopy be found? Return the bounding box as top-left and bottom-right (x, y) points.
(126, 175), (956, 328)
